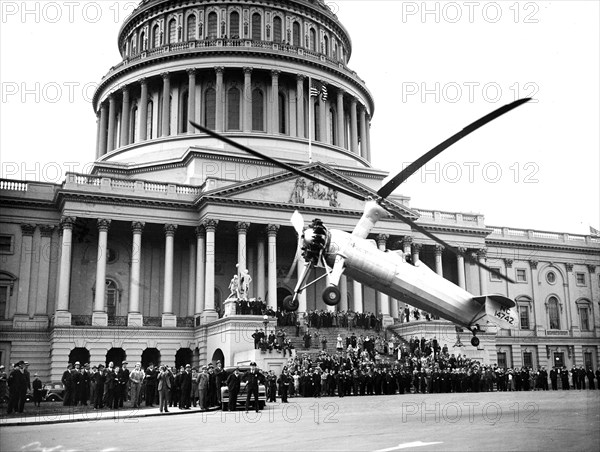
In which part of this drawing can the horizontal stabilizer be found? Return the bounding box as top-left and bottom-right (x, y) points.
(476, 294), (518, 329)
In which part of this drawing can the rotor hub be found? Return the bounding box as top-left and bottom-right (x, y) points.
(301, 219), (329, 265)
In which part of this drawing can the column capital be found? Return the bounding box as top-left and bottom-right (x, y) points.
(214, 66), (225, 74)
(412, 243), (423, 252)
(97, 219), (111, 232)
(266, 224), (280, 236)
(587, 264), (596, 274)
(477, 248), (487, 260)
(243, 66), (253, 74)
(195, 225), (206, 237)
(108, 94), (116, 102)
(350, 97), (357, 106)
(131, 221), (145, 234)
(236, 222), (251, 233)
(39, 224), (55, 237)
(434, 245), (444, 255)
(60, 216), (77, 230)
(529, 259), (539, 270)
(457, 246), (467, 256)
(164, 223), (178, 236)
(203, 218), (219, 232)
(376, 234), (389, 248)
(161, 71), (170, 80)
(186, 68), (196, 76)
(503, 258), (513, 268)
(402, 236), (413, 246)
(296, 73), (305, 81)
(139, 77), (147, 85)
(271, 69), (281, 78)
(121, 86), (130, 96)
(565, 263), (573, 272)
(21, 224), (36, 236)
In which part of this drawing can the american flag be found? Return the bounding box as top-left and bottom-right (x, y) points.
(590, 226), (600, 236)
(310, 82), (328, 101)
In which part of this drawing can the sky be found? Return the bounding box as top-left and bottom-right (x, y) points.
(1, 0), (599, 235)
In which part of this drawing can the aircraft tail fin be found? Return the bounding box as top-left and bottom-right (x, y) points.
(473, 294), (518, 329)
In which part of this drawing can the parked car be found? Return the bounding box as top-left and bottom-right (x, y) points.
(25, 382), (65, 403)
(220, 367), (266, 411)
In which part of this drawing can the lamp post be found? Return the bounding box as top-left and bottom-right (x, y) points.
(263, 315), (269, 335)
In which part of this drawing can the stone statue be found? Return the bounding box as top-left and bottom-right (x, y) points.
(228, 274), (239, 298)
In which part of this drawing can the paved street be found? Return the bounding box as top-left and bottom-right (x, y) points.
(1, 391), (598, 452)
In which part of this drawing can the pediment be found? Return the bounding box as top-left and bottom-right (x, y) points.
(203, 163), (418, 219)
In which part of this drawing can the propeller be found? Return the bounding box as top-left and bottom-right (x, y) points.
(284, 210), (306, 283)
(189, 98), (531, 285)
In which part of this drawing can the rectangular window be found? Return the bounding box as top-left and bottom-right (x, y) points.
(489, 267), (502, 281)
(576, 273), (586, 286)
(0, 286), (8, 320)
(579, 307), (590, 331)
(519, 306), (530, 330)
(497, 352), (507, 368)
(516, 268), (527, 282)
(0, 235), (14, 254)
(523, 352), (533, 368)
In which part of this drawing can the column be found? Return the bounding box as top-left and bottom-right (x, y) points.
(412, 243), (422, 264)
(529, 260), (544, 333)
(202, 219), (219, 322)
(377, 234), (391, 320)
(359, 106), (367, 158)
(257, 235), (266, 301)
(139, 78), (148, 141)
(215, 67), (224, 132)
(237, 222), (250, 272)
(402, 236), (413, 257)
(195, 226), (206, 316)
(187, 68), (197, 133)
(35, 225), (54, 318)
(352, 279), (363, 313)
(434, 245), (444, 276)
(297, 259), (307, 313)
(266, 224), (279, 311)
(477, 248), (487, 294)
(296, 74), (305, 138)
(270, 70), (280, 134)
(106, 95), (117, 153)
(93, 219), (111, 327)
(349, 98), (358, 153)
(162, 224), (178, 327)
(55, 216), (76, 325)
(457, 247), (466, 290)
(97, 103), (108, 158)
(128, 221), (144, 326)
(120, 87), (130, 147)
(188, 241), (196, 316)
(319, 82), (327, 142)
(336, 89), (344, 147)
(339, 275), (348, 311)
(365, 116), (372, 161)
(390, 298), (399, 319)
(15, 224), (35, 316)
(161, 72), (171, 137)
(243, 67), (253, 132)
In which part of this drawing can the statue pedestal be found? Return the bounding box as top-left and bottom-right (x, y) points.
(223, 297), (238, 317)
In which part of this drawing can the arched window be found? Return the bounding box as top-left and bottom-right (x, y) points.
(140, 30), (146, 51)
(278, 92), (286, 134)
(323, 35), (329, 56)
(204, 88), (216, 130)
(147, 100), (154, 139)
(152, 24), (160, 48)
(309, 28), (316, 51)
(252, 88), (264, 131)
(230, 11), (240, 38)
(130, 104), (138, 143)
(207, 12), (218, 39)
(227, 87), (241, 131)
(548, 296), (560, 330)
(179, 90), (188, 134)
(130, 35), (137, 55)
(292, 21), (300, 46)
(273, 16), (282, 42)
(333, 40), (338, 59)
(168, 19), (177, 44)
(252, 13), (261, 40)
(187, 15), (196, 41)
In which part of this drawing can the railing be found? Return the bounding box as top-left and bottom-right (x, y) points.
(65, 173), (201, 197)
(0, 180), (28, 191)
(143, 181), (168, 192)
(72, 315), (92, 326)
(143, 317), (162, 327)
(489, 226), (595, 244)
(107, 316), (128, 326)
(176, 317), (195, 328)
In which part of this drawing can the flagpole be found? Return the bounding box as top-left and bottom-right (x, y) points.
(308, 75), (312, 163)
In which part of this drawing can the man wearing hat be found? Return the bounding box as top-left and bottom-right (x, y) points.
(179, 364), (192, 409)
(226, 368), (241, 411)
(243, 362), (264, 412)
(7, 361), (26, 414)
(0, 365), (7, 406)
(129, 363), (144, 408)
(32, 373), (43, 407)
(61, 363), (73, 406)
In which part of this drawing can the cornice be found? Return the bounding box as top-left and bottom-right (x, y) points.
(485, 238), (600, 254)
(54, 191), (196, 211)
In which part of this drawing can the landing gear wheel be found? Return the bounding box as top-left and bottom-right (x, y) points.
(471, 336), (480, 347)
(283, 295), (299, 312)
(322, 286), (341, 306)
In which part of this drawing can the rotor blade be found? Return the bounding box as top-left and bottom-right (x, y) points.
(283, 250), (301, 284)
(291, 210), (304, 237)
(189, 121), (365, 201)
(377, 98), (531, 199)
(378, 201), (516, 284)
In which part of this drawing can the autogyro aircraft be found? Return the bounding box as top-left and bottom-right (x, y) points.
(191, 98), (530, 346)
